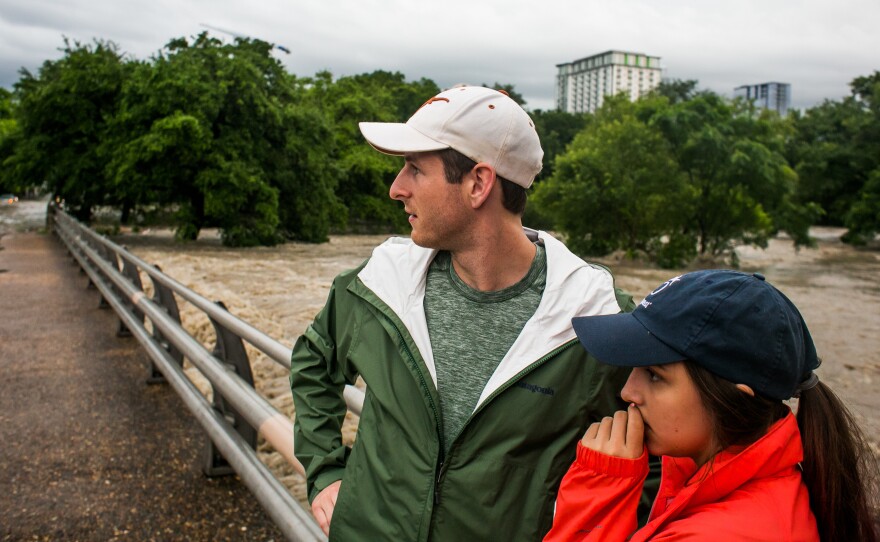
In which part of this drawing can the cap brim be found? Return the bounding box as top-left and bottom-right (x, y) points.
(571, 312), (686, 367)
(358, 122), (450, 156)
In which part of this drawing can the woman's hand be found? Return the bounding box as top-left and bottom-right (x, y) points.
(581, 404), (644, 459)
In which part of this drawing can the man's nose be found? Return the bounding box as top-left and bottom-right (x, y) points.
(389, 168), (408, 201)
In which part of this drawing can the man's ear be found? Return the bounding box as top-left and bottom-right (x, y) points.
(465, 163), (497, 209)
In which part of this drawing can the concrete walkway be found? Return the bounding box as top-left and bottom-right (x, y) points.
(0, 231), (284, 541)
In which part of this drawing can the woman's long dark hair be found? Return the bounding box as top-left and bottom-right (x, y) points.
(685, 362), (878, 542)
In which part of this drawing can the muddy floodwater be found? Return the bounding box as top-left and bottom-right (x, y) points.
(117, 223), (880, 505)
(4, 200), (878, 509)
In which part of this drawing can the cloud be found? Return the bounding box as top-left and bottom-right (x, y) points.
(1, 0), (877, 111)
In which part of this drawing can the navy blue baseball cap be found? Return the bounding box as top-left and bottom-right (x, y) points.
(572, 269), (820, 401)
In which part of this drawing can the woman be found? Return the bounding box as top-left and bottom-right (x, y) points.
(544, 270), (877, 542)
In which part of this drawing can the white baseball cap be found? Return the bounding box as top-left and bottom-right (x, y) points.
(358, 86), (544, 188)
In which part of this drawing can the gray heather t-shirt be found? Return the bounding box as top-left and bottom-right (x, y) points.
(424, 244), (547, 454)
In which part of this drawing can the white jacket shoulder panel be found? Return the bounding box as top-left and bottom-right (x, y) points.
(357, 237), (439, 386)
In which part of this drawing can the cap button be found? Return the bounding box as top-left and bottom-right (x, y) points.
(753, 273), (766, 281)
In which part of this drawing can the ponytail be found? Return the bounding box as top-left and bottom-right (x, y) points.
(686, 362), (879, 540)
(797, 381), (878, 542)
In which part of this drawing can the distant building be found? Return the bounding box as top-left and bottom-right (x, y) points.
(733, 82), (791, 116)
(556, 50), (662, 113)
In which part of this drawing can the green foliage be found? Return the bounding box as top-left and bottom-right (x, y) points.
(843, 169), (880, 245)
(4, 38), (127, 219)
(0, 88), (19, 193)
(1, 34), (450, 244)
(788, 71), (880, 243)
(534, 95), (683, 257)
(788, 98), (867, 225)
(531, 109), (590, 182)
(0, 87), (11, 119)
(309, 70), (439, 232)
(523, 109), (589, 229)
(842, 72), (880, 242)
(651, 79), (699, 104)
(114, 35), (292, 243)
(649, 92), (813, 260)
(104, 33), (344, 244)
(535, 89), (815, 267)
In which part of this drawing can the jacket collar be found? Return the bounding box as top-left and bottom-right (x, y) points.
(647, 412), (805, 528)
(357, 230), (620, 408)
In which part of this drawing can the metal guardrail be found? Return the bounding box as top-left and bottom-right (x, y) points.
(49, 204), (366, 542)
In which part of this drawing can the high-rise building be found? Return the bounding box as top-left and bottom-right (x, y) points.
(733, 82), (791, 116)
(556, 50), (662, 113)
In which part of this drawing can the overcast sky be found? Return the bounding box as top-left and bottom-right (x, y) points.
(1, 0), (877, 111)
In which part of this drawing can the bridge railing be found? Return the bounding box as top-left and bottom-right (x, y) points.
(49, 204), (365, 542)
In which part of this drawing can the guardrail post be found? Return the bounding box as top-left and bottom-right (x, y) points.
(116, 248), (146, 337)
(94, 244), (119, 308)
(96, 242), (118, 269)
(45, 201), (55, 234)
(203, 301), (258, 477)
(146, 265), (184, 384)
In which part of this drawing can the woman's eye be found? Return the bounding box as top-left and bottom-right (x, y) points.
(645, 368), (660, 382)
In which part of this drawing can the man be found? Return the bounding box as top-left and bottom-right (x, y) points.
(290, 86), (634, 540)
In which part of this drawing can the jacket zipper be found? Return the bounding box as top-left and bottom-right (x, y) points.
(435, 339), (579, 491)
(351, 279), (447, 511)
(381, 313), (446, 505)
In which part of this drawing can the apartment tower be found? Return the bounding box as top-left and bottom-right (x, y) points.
(733, 82), (791, 115)
(556, 50), (662, 113)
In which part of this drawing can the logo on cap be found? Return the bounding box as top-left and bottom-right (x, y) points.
(651, 275), (682, 296)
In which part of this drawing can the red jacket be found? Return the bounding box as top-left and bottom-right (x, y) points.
(544, 413), (818, 541)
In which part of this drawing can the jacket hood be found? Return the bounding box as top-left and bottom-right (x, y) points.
(357, 231), (620, 409)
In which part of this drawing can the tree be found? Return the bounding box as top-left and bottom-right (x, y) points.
(651, 79), (699, 104)
(308, 70), (439, 232)
(524, 109), (590, 229)
(0, 88), (19, 193)
(0, 88), (13, 129)
(530, 109), (590, 182)
(842, 71), (880, 243)
(653, 92), (810, 260)
(788, 71), (880, 244)
(788, 98), (866, 225)
(4, 38), (128, 220)
(534, 90), (816, 267)
(533, 95), (684, 258)
(844, 169), (880, 244)
(106, 33), (341, 245)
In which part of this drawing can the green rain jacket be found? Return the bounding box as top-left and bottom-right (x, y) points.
(290, 231), (633, 541)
